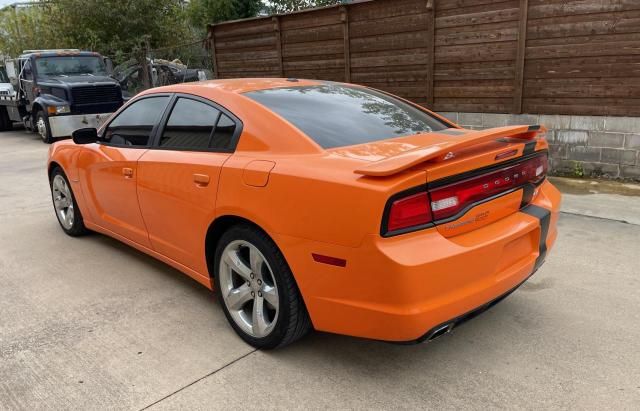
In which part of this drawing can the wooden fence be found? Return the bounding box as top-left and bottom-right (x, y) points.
(207, 0), (640, 117)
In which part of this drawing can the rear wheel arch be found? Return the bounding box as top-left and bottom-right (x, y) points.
(205, 215), (275, 281)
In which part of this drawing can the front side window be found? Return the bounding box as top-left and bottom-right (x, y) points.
(244, 84), (448, 149)
(23, 60), (33, 80)
(159, 97), (237, 151)
(103, 96), (169, 146)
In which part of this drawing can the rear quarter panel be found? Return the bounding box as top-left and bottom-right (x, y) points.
(215, 154), (426, 248)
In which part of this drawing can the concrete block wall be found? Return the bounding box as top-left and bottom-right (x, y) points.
(437, 112), (640, 181)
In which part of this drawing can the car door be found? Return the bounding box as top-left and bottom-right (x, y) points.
(136, 95), (242, 273)
(78, 95), (171, 247)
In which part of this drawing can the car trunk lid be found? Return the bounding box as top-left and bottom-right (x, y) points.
(330, 126), (549, 237)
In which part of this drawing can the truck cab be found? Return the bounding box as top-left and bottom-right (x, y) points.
(0, 49), (124, 142)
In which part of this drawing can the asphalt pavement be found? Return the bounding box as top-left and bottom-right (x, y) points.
(1, 129), (639, 410)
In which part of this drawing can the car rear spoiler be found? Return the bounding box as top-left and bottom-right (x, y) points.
(353, 125), (545, 177)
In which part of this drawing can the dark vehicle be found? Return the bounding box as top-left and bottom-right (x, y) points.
(0, 50), (124, 142)
(114, 58), (208, 98)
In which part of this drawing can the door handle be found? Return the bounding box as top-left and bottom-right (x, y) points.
(193, 173), (210, 187)
(122, 167), (134, 178)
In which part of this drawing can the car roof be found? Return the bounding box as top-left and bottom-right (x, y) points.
(147, 78), (328, 95)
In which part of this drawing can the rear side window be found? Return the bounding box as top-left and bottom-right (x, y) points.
(160, 98), (238, 151)
(160, 98), (220, 149)
(210, 114), (236, 149)
(244, 84), (448, 149)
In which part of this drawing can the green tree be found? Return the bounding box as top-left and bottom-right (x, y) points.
(187, 0), (263, 33)
(46, 0), (189, 63)
(267, 0), (344, 14)
(0, 3), (58, 57)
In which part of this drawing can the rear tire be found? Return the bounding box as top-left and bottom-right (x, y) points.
(214, 224), (311, 349)
(36, 110), (54, 143)
(50, 167), (88, 236)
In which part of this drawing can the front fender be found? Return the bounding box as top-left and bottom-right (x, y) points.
(33, 94), (69, 115)
(48, 140), (81, 182)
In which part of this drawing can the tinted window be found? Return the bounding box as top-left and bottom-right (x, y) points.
(0, 67), (8, 83)
(245, 84), (448, 148)
(210, 114), (236, 150)
(160, 98), (220, 149)
(104, 96), (169, 146)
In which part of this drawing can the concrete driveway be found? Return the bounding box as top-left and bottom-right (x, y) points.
(1, 129), (639, 410)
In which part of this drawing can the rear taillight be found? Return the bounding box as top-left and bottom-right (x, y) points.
(382, 154), (548, 236)
(386, 191), (432, 233)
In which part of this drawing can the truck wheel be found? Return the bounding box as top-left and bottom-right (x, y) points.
(36, 110), (54, 143)
(0, 107), (11, 131)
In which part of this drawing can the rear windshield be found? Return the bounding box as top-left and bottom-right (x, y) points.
(244, 84), (448, 148)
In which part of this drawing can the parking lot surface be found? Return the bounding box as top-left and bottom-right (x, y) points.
(1, 129), (639, 410)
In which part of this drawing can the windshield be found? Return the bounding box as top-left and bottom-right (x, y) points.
(35, 56), (107, 77)
(245, 84), (448, 149)
(0, 67), (8, 83)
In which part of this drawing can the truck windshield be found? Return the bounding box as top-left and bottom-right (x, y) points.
(0, 67), (8, 83)
(35, 56), (107, 77)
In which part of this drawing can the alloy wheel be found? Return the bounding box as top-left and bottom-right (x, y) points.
(219, 240), (279, 338)
(52, 174), (74, 230)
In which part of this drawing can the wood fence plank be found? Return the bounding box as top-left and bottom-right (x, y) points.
(513, 0), (528, 114)
(426, 0), (435, 108)
(273, 17), (284, 77)
(341, 6), (351, 82)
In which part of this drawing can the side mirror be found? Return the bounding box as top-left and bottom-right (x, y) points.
(72, 128), (98, 144)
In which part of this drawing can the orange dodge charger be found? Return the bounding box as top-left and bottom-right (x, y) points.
(47, 79), (561, 349)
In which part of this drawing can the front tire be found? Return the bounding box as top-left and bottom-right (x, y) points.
(50, 167), (88, 236)
(36, 110), (54, 143)
(214, 225), (311, 349)
(0, 107), (11, 131)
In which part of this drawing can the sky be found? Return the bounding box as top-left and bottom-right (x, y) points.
(0, 0), (34, 9)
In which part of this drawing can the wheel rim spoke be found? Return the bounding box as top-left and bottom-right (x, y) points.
(252, 295), (268, 336)
(226, 283), (253, 310)
(223, 248), (252, 281)
(249, 247), (264, 278)
(262, 285), (278, 309)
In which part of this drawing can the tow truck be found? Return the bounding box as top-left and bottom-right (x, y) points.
(0, 49), (124, 143)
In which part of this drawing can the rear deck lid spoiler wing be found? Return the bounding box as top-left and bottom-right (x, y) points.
(353, 125), (544, 177)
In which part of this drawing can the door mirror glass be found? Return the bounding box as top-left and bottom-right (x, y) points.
(72, 128), (98, 144)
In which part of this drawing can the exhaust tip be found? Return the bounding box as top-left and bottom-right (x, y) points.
(427, 323), (454, 342)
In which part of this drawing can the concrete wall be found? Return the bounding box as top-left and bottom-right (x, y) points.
(438, 112), (640, 181)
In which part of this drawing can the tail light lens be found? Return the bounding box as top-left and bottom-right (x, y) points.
(382, 154), (548, 235)
(386, 191), (432, 232)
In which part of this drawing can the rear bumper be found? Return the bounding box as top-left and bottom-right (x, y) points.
(48, 112), (113, 138)
(276, 179), (561, 342)
(412, 267), (538, 344)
